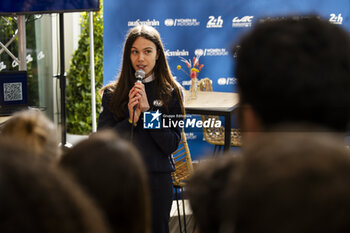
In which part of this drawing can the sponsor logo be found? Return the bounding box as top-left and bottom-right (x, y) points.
(164, 18), (174, 26)
(232, 16), (253, 27)
(206, 16), (223, 28)
(195, 48), (229, 57)
(218, 77), (237, 86)
(194, 49), (204, 57)
(164, 18), (200, 27)
(329, 13), (343, 24)
(143, 111), (222, 129)
(143, 110), (162, 129)
(128, 19), (160, 27)
(165, 49), (189, 57)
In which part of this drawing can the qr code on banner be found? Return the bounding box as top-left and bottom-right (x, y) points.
(3, 82), (23, 101)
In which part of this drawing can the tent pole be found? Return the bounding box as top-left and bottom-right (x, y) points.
(89, 12), (97, 132)
(59, 13), (68, 148)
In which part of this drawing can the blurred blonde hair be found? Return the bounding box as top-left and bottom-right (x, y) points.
(1, 109), (60, 163)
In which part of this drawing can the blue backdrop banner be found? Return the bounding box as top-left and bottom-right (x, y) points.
(104, 0), (350, 159)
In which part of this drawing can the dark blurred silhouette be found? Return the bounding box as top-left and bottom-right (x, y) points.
(60, 130), (151, 233)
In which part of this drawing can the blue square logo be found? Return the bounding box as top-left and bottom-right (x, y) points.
(143, 110), (161, 129)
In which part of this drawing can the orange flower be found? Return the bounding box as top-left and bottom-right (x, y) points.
(178, 55), (204, 80)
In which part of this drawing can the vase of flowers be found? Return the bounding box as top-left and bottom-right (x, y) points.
(190, 75), (198, 99)
(177, 55), (204, 99)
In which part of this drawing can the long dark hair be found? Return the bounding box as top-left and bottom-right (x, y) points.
(102, 25), (184, 119)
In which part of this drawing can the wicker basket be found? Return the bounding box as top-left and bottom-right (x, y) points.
(197, 78), (242, 148)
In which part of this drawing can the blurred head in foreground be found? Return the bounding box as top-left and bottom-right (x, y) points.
(61, 130), (150, 233)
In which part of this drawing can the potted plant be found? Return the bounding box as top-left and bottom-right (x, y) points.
(66, 5), (103, 141)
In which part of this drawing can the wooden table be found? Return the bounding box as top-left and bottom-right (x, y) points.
(183, 90), (239, 151)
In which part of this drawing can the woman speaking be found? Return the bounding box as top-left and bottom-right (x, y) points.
(98, 25), (184, 233)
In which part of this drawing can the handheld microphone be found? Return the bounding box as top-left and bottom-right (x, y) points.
(135, 69), (145, 83)
(133, 70), (146, 111)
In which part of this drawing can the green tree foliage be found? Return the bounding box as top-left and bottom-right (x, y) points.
(66, 6), (103, 135)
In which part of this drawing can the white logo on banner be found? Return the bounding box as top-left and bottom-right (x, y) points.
(164, 18), (200, 27)
(206, 16), (223, 28)
(195, 48), (228, 56)
(128, 19), (160, 27)
(218, 77), (237, 86)
(232, 16), (254, 27)
(165, 49), (189, 57)
(194, 49), (204, 57)
(329, 13), (343, 24)
(164, 19), (174, 26)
